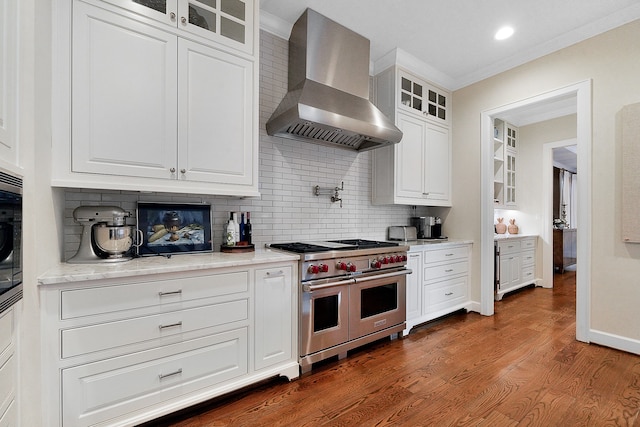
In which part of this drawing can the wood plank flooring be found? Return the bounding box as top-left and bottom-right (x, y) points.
(149, 271), (640, 426)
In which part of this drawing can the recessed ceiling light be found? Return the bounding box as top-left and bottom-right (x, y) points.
(495, 26), (514, 40)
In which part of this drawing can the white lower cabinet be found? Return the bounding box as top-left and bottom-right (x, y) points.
(0, 308), (16, 427)
(62, 329), (248, 426)
(405, 243), (472, 334)
(495, 236), (537, 300)
(405, 252), (423, 321)
(41, 262), (298, 427)
(254, 266), (294, 371)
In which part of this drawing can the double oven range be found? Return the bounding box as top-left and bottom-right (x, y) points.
(269, 239), (411, 373)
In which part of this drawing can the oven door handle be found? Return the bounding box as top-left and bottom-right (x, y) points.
(303, 278), (355, 292)
(353, 268), (412, 284)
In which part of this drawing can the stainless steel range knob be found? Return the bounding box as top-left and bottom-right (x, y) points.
(307, 265), (319, 274)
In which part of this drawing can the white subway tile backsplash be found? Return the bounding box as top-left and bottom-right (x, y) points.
(62, 30), (425, 260)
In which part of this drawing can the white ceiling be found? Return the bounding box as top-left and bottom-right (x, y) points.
(260, 0), (640, 90)
(554, 146), (577, 173)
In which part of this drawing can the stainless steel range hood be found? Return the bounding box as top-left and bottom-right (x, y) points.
(266, 9), (402, 151)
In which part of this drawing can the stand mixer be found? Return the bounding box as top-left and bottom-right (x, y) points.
(68, 206), (141, 264)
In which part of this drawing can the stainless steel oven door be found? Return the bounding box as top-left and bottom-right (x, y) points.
(349, 269), (408, 340)
(300, 278), (352, 356)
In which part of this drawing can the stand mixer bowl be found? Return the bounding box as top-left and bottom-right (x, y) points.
(93, 224), (137, 256)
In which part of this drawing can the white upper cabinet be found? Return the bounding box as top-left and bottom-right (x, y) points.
(52, 0), (259, 197)
(72, 3), (179, 180)
(493, 119), (518, 208)
(100, 0), (254, 54)
(398, 70), (449, 125)
(0, 0), (19, 169)
(177, 38), (254, 186)
(372, 66), (452, 206)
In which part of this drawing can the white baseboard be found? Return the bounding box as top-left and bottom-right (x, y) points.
(589, 329), (640, 355)
(467, 301), (482, 314)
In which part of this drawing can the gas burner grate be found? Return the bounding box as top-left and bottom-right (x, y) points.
(269, 242), (331, 253)
(328, 239), (399, 249)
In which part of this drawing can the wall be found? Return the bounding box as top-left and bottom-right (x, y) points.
(451, 19), (640, 344)
(61, 30), (438, 260)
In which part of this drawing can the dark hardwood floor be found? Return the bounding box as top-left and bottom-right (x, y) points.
(151, 271), (640, 426)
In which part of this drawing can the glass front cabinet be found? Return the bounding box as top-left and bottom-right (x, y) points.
(493, 119), (518, 208)
(102, 0), (254, 53)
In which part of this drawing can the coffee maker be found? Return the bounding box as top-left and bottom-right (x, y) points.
(68, 206), (141, 263)
(410, 216), (443, 239)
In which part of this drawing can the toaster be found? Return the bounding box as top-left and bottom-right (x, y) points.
(388, 226), (418, 241)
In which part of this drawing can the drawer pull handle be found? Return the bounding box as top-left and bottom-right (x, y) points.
(266, 270), (285, 277)
(445, 292), (454, 296)
(159, 290), (182, 297)
(445, 269), (454, 272)
(158, 368), (182, 380)
(159, 321), (182, 330)
(445, 253), (454, 257)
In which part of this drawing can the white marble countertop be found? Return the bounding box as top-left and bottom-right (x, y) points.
(493, 233), (538, 240)
(404, 239), (474, 251)
(38, 249), (300, 285)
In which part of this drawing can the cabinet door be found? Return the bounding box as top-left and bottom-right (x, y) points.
(254, 266), (294, 370)
(177, 38), (255, 186)
(395, 113), (426, 199)
(405, 252), (422, 321)
(499, 253), (521, 291)
(179, 0), (254, 54)
(72, 2), (178, 179)
(398, 72), (426, 116)
(0, 307), (15, 426)
(0, 0), (18, 166)
(424, 123), (450, 202)
(505, 150), (516, 206)
(506, 123), (517, 151)
(99, 0), (179, 25)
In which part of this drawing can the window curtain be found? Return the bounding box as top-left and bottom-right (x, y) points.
(559, 169), (577, 228)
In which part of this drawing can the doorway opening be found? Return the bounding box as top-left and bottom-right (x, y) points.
(552, 143), (577, 276)
(480, 80), (592, 343)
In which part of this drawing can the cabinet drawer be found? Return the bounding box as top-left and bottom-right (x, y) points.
(0, 310), (12, 355)
(497, 240), (521, 254)
(61, 271), (249, 320)
(522, 266), (535, 284)
(424, 277), (468, 313)
(521, 250), (535, 267)
(424, 261), (468, 281)
(423, 246), (469, 264)
(62, 328), (248, 427)
(62, 299), (248, 358)
(521, 238), (536, 250)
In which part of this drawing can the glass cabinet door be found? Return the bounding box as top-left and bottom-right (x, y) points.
(398, 71), (449, 124)
(179, 0), (253, 52)
(102, 0), (179, 25)
(506, 125), (517, 150)
(506, 152), (516, 205)
(400, 75), (424, 114)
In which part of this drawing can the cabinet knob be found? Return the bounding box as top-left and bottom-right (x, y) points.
(170, 12), (176, 20)
(180, 169), (186, 174)
(170, 167), (176, 173)
(181, 16), (187, 24)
